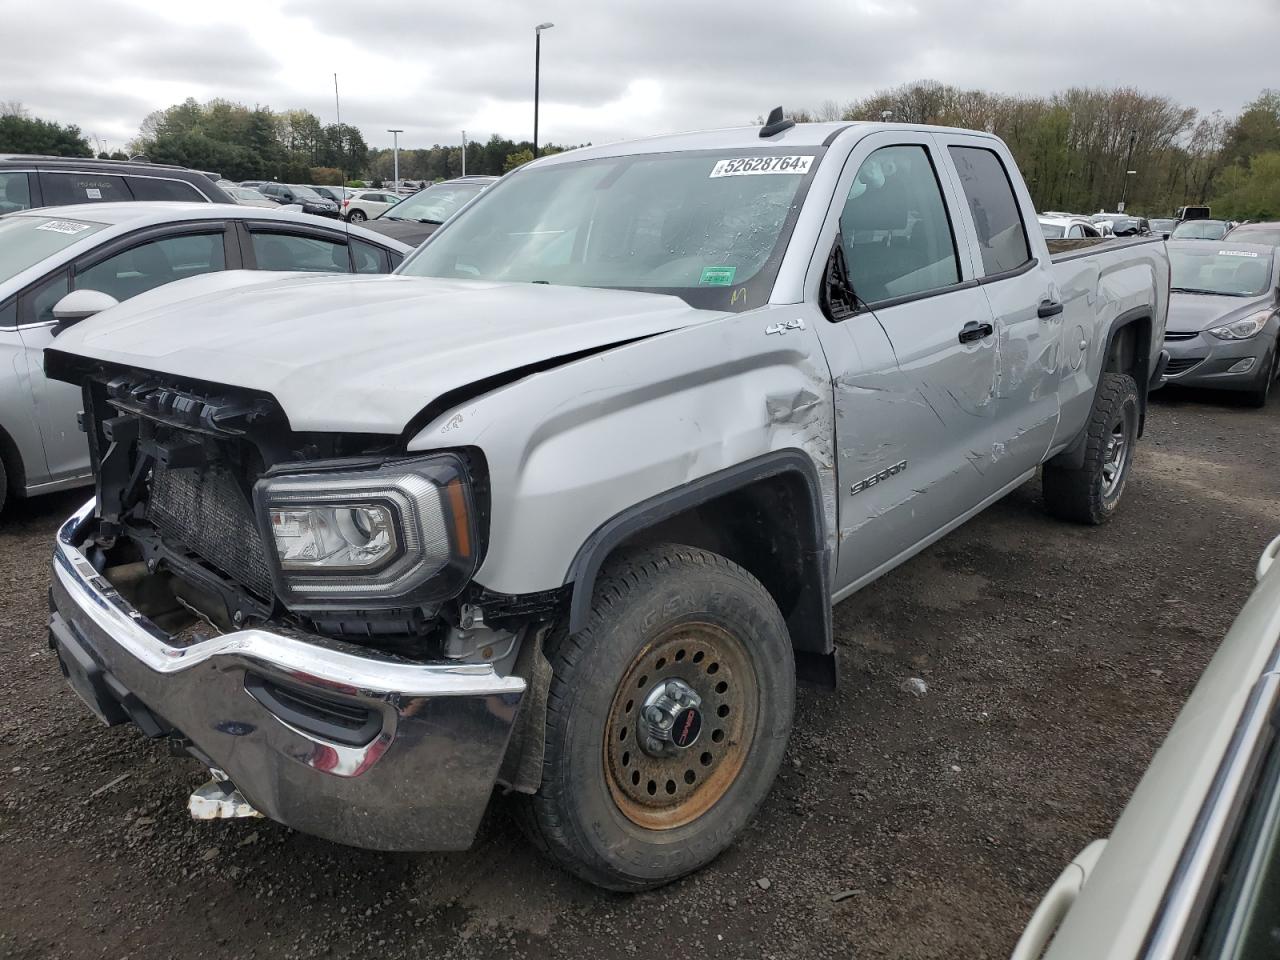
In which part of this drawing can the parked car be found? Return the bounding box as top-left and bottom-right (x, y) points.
(239, 180), (266, 189)
(310, 185), (354, 204)
(342, 189), (401, 222)
(1160, 239), (1280, 405)
(255, 183), (341, 218)
(225, 185), (278, 209)
(0, 203), (410, 513)
(1172, 219), (1230, 240)
(1176, 204), (1212, 221)
(1039, 215), (1102, 239)
(43, 118), (1168, 891)
(1013, 531), (1280, 960)
(1226, 220), (1280, 248)
(362, 175), (496, 245)
(0, 155), (232, 214)
(1091, 213), (1148, 236)
(1149, 217), (1178, 239)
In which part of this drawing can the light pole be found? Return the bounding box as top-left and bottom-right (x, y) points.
(1118, 130), (1136, 212)
(387, 128), (403, 193)
(534, 22), (554, 158)
(461, 129), (466, 177)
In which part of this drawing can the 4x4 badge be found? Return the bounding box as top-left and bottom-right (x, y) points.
(765, 318), (805, 336)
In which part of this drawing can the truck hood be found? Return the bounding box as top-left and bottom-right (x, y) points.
(47, 271), (723, 433)
(1166, 292), (1269, 333)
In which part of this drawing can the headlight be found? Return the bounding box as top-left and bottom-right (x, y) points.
(1207, 313), (1270, 340)
(254, 454), (479, 610)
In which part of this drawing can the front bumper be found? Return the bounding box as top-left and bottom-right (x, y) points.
(1162, 330), (1276, 392)
(48, 499), (525, 851)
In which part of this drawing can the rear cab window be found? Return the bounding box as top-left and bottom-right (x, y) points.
(948, 146), (1033, 275)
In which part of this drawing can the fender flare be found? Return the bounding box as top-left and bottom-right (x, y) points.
(562, 449), (836, 687)
(1050, 305), (1154, 470)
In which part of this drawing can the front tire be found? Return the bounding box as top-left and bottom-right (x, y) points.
(1043, 372), (1140, 525)
(519, 544), (795, 891)
(0, 456), (7, 515)
(347, 209), (367, 222)
(1244, 347), (1277, 408)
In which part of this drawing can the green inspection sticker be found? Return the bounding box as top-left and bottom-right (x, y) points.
(699, 266), (737, 286)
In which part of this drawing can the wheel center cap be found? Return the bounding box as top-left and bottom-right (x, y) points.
(640, 678), (703, 755)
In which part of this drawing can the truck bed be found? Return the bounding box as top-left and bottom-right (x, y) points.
(1046, 235), (1166, 262)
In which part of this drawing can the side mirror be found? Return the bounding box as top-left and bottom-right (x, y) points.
(51, 289), (120, 331)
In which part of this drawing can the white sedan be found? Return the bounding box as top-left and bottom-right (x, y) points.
(1038, 215), (1103, 240)
(343, 189), (402, 222)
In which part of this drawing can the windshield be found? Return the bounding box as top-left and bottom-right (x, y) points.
(0, 214), (107, 281)
(380, 181), (486, 223)
(399, 150), (821, 309)
(1169, 247), (1274, 296)
(1227, 224), (1280, 246)
(1172, 220), (1228, 240)
(1039, 222), (1065, 238)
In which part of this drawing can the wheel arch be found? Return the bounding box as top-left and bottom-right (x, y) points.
(563, 449), (836, 688)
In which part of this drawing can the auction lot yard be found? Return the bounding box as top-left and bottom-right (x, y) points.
(2, 389), (1277, 960)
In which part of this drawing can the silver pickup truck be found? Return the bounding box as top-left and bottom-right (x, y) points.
(43, 115), (1170, 891)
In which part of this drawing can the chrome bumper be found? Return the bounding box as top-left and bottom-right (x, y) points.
(49, 499), (526, 851)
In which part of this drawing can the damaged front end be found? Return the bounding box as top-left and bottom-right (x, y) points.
(46, 364), (559, 850)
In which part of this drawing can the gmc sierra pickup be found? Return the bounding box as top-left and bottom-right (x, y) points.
(43, 113), (1170, 891)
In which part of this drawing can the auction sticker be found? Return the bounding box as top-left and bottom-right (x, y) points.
(36, 220), (93, 235)
(710, 156), (813, 178)
(699, 265), (737, 285)
(1218, 250), (1259, 257)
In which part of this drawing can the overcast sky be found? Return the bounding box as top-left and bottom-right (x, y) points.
(7, 0), (1277, 154)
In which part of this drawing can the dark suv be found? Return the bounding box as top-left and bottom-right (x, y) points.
(255, 183), (341, 219)
(0, 156), (233, 214)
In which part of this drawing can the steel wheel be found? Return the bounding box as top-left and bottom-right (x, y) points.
(604, 621), (758, 830)
(1100, 412), (1132, 498)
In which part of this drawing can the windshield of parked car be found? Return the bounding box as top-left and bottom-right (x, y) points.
(399, 151), (821, 309)
(1172, 219), (1228, 240)
(0, 214), (108, 281)
(1169, 246), (1274, 296)
(379, 181), (486, 223)
(1039, 221), (1066, 238)
(1227, 224), (1280, 246)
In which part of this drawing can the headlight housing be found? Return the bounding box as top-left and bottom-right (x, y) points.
(1207, 312), (1270, 340)
(254, 454), (479, 610)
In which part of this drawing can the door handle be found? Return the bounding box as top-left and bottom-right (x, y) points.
(1038, 299), (1064, 318)
(958, 320), (994, 344)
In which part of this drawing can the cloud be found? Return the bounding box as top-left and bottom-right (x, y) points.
(2, 0), (1275, 153)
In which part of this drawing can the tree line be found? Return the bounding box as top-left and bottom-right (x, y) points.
(791, 82), (1280, 219)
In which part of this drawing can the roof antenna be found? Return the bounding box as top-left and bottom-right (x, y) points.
(759, 106), (795, 139)
(334, 72), (351, 245)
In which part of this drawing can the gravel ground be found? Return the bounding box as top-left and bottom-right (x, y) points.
(2, 389), (1278, 960)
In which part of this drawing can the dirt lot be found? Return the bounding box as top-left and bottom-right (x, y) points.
(2, 389), (1278, 960)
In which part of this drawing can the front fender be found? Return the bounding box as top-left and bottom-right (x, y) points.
(405, 306), (837, 598)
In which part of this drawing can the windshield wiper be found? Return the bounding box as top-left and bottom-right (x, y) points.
(414, 217), (443, 225)
(1170, 287), (1221, 295)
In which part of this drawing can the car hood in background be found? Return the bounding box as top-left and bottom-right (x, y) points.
(361, 217), (441, 247)
(46, 271), (723, 434)
(1166, 292), (1270, 333)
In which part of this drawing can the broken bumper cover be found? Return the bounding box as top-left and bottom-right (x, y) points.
(48, 499), (526, 851)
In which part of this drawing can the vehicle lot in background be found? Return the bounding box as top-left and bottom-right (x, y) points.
(1038, 215), (1101, 239)
(1, 395), (1275, 959)
(1173, 219), (1230, 240)
(363, 175), (496, 245)
(1162, 239), (1280, 404)
(342, 188), (400, 221)
(1149, 217), (1178, 238)
(255, 182), (341, 218)
(1226, 221), (1280, 248)
(0, 155), (232, 212)
(0, 203), (410, 511)
(311, 185), (355, 204)
(225, 185), (277, 208)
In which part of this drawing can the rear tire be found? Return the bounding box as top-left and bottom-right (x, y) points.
(0, 456), (7, 515)
(1043, 372), (1140, 525)
(348, 209), (367, 222)
(518, 544), (795, 891)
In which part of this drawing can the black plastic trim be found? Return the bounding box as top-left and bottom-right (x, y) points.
(563, 450), (834, 678)
(821, 124), (854, 146)
(244, 673), (381, 747)
(975, 258), (1038, 286)
(857, 278), (980, 314)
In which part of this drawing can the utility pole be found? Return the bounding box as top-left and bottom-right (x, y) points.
(387, 128), (403, 193)
(534, 22), (555, 158)
(461, 130), (466, 177)
(1118, 130), (1136, 212)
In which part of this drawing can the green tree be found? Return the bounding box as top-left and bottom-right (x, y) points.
(1212, 151), (1280, 220)
(0, 104), (92, 157)
(504, 148), (534, 172)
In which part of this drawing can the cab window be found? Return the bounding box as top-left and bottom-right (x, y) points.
(251, 232), (350, 272)
(41, 173), (130, 205)
(75, 233), (226, 301)
(839, 144), (961, 305)
(948, 146), (1032, 274)
(351, 238), (389, 274)
(126, 177), (206, 202)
